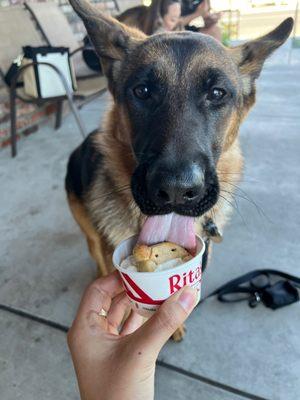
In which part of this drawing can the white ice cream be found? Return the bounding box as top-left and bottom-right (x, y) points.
(120, 255), (184, 272)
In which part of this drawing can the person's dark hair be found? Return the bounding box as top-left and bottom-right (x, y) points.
(144, 0), (181, 35)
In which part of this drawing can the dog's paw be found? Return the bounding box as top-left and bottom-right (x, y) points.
(172, 324), (186, 342)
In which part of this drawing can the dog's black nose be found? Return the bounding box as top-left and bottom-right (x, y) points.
(148, 164), (205, 207)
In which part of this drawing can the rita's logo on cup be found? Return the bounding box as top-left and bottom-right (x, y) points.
(169, 266), (201, 294)
(120, 265), (202, 306)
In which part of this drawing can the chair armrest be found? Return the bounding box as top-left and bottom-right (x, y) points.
(10, 61), (87, 138)
(70, 46), (85, 58)
(10, 61), (74, 100)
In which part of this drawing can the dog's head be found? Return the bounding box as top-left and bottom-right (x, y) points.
(71, 0), (292, 217)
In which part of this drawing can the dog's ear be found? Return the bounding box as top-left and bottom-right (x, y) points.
(223, 18), (293, 150)
(69, 0), (145, 85)
(230, 18), (293, 96)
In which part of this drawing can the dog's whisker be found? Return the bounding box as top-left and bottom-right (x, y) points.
(229, 191), (270, 223)
(219, 178), (260, 185)
(217, 169), (257, 177)
(220, 189), (239, 211)
(217, 173), (241, 179)
(208, 201), (230, 230)
(220, 180), (256, 203)
(221, 188), (253, 203)
(217, 171), (243, 175)
(219, 193), (237, 212)
(219, 193), (249, 230)
(220, 181), (271, 222)
(219, 189), (251, 230)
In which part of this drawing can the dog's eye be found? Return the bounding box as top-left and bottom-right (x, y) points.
(207, 87), (227, 102)
(133, 85), (150, 100)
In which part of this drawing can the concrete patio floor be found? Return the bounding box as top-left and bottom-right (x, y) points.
(1, 42), (300, 400)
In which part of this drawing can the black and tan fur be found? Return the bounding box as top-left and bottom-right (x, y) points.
(65, 0), (293, 340)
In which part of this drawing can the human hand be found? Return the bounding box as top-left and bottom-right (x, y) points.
(205, 12), (222, 23)
(68, 271), (198, 400)
(194, 0), (210, 18)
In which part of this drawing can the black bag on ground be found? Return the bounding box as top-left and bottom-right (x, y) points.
(261, 280), (299, 310)
(201, 269), (300, 310)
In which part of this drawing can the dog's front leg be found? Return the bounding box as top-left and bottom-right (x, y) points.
(86, 234), (114, 277)
(67, 193), (114, 277)
(172, 325), (186, 342)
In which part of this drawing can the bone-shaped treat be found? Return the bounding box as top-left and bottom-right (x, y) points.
(133, 242), (192, 272)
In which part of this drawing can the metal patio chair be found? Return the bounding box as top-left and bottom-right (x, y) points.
(24, 1), (107, 121)
(0, 6), (90, 157)
(25, 0), (94, 79)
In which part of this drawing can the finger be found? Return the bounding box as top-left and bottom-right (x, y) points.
(77, 271), (124, 317)
(107, 292), (131, 330)
(68, 309), (108, 351)
(134, 286), (198, 357)
(120, 311), (144, 336)
(86, 310), (109, 331)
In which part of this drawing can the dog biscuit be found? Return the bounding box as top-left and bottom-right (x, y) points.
(133, 242), (191, 272)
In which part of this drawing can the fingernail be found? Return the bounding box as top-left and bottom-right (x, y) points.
(178, 287), (198, 313)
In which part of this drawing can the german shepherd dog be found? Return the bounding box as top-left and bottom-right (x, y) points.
(66, 0), (293, 340)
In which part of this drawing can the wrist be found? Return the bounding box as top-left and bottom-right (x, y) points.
(77, 362), (155, 400)
(105, 368), (155, 400)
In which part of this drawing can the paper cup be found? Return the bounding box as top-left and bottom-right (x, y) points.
(113, 235), (205, 317)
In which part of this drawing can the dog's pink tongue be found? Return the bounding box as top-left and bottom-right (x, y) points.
(138, 213), (196, 253)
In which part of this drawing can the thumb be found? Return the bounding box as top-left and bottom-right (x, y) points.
(134, 286), (198, 357)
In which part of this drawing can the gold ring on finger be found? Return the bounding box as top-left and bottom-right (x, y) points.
(98, 308), (107, 318)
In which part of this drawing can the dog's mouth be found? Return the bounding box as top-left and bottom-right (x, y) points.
(132, 165), (220, 252)
(138, 213), (197, 253)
